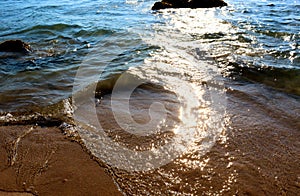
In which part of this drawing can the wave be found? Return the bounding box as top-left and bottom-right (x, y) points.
(0, 23), (82, 38)
(225, 62), (300, 96)
(74, 29), (114, 37)
(0, 99), (73, 126)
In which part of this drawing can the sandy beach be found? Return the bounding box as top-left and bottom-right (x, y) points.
(0, 125), (121, 196)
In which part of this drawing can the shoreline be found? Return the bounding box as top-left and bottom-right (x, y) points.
(0, 125), (122, 196)
(0, 81), (299, 195)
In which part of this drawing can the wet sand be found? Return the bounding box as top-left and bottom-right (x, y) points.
(92, 82), (300, 195)
(223, 83), (300, 195)
(0, 82), (299, 195)
(0, 125), (121, 196)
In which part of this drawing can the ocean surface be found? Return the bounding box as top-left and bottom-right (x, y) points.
(0, 0), (299, 195)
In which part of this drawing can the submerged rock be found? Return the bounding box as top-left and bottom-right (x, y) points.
(152, 0), (227, 10)
(0, 40), (32, 53)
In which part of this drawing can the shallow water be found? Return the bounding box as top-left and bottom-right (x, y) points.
(0, 0), (300, 195)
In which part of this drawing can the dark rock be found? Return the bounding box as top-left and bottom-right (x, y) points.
(190, 0), (227, 8)
(152, 2), (171, 10)
(0, 40), (32, 53)
(152, 0), (227, 10)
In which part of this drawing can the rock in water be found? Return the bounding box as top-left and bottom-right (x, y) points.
(190, 0), (227, 8)
(152, 0), (189, 9)
(0, 40), (32, 53)
(152, 0), (227, 10)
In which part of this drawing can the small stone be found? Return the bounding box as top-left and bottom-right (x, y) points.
(0, 40), (32, 53)
(152, 0), (228, 10)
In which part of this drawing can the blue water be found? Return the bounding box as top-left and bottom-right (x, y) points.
(223, 0), (300, 68)
(0, 0), (299, 111)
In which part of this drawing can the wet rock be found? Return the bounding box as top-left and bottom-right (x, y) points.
(0, 40), (32, 53)
(152, 0), (227, 10)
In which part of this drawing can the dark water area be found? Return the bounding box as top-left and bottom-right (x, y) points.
(0, 0), (300, 195)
